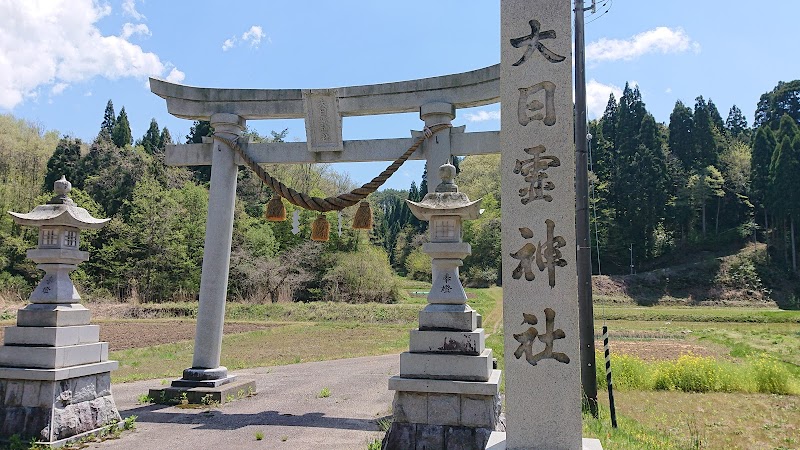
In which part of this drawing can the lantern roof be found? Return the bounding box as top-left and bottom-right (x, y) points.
(406, 162), (482, 221)
(8, 176), (110, 230)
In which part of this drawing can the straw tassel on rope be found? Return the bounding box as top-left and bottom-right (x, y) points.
(311, 214), (330, 242)
(264, 195), (287, 221)
(352, 201), (373, 230)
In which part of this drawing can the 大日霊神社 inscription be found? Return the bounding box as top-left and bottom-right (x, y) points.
(501, 0), (583, 448)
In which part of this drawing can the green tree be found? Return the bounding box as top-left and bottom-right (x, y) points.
(43, 137), (82, 190)
(139, 118), (161, 154)
(708, 99), (725, 132)
(98, 100), (115, 142)
(111, 107), (132, 148)
(692, 96), (721, 168)
(185, 120), (213, 183)
(689, 166), (725, 237)
(776, 113), (798, 144)
(750, 126), (777, 236)
(158, 127), (173, 151)
(769, 136), (800, 271)
(754, 80), (800, 129)
(668, 100), (694, 169)
(726, 105), (748, 138)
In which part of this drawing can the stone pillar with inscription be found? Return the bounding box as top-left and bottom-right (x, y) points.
(384, 163), (501, 450)
(1, 177), (121, 444)
(500, 1), (597, 449)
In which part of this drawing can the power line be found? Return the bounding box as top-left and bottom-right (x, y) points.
(587, 0), (613, 25)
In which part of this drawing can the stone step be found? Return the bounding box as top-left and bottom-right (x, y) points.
(400, 348), (493, 382)
(16, 303), (91, 327)
(4, 325), (99, 347)
(409, 329), (485, 355)
(389, 370), (501, 397)
(0, 342), (108, 369)
(419, 304), (477, 332)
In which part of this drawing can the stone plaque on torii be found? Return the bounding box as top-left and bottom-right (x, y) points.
(149, 1), (601, 448)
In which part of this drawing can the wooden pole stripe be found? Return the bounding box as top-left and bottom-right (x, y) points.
(602, 325), (618, 428)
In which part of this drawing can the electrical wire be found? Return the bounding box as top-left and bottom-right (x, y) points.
(588, 134), (605, 324)
(586, 0), (613, 25)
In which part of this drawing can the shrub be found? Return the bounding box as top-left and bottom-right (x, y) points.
(464, 266), (498, 288)
(323, 247), (401, 303)
(404, 249), (432, 282)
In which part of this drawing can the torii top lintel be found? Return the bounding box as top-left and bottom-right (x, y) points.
(149, 64), (499, 121)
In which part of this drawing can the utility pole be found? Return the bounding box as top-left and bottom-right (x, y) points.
(574, 0), (598, 418)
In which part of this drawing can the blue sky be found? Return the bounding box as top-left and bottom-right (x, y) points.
(1, 1), (795, 190)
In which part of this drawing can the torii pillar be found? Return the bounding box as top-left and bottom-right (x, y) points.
(150, 113), (256, 402)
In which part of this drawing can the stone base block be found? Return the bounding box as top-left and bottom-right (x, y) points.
(410, 328), (485, 355)
(419, 304), (477, 331)
(16, 304), (91, 327)
(0, 372), (120, 442)
(390, 387), (500, 429)
(400, 349), (492, 381)
(0, 361), (118, 381)
(4, 325), (99, 347)
(0, 342), (108, 369)
(149, 378), (256, 405)
(484, 433), (604, 450)
(383, 423), (494, 450)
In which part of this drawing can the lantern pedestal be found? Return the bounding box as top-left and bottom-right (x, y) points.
(385, 163), (501, 450)
(1, 177), (119, 445)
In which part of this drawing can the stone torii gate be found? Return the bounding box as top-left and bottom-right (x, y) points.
(150, 1), (600, 448)
(149, 63), (500, 382)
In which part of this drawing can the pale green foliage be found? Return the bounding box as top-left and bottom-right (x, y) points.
(404, 248), (431, 282)
(457, 154), (501, 204)
(719, 141), (751, 194)
(324, 246), (400, 303)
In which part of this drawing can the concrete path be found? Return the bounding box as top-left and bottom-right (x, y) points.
(91, 354), (400, 450)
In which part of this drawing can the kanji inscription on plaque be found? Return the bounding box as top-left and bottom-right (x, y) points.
(518, 82), (556, 126)
(514, 145), (561, 204)
(510, 219), (567, 288)
(513, 307), (570, 366)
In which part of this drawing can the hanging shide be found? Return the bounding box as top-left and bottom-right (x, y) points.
(264, 195), (287, 221)
(311, 214), (330, 241)
(352, 201), (373, 230)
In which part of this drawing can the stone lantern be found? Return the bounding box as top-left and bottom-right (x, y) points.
(0, 176), (120, 444)
(384, 163), (501, 449)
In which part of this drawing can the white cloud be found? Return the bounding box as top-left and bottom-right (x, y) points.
(242, 26), (265, 47)
(84, 91), (92, 96)
(222, 25), (267, 51)
(464, 110), (501, 122)
(50, 82), (68, 95)
(665, 87), (672, 94)
(222, 37), (236, 51)
(165, 67), (185, 83)
(122, 0), (145, 20)
(586, 27), (699, 63)
(0, 0), (182, 110)
(586, 79), (622, 118)
(121, 23), (150, 39)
